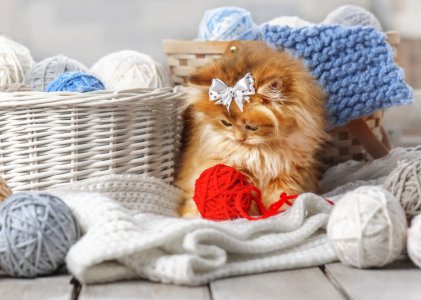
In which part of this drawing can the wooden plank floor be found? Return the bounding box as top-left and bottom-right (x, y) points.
(0, 273), (73, 300)
(210, 267), (344, 300)
(1, 260), (420, 300)
(325, 260), (421, 300)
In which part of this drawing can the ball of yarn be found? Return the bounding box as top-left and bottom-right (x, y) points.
(384, 158), (421, 219)
(0, 36), (34, 85)
(0, 192), (80, 277)
(0, 83), (32, 92)
(194, 164), (256, 221)
(193, 164), (296, 221)
(90, 50), (170, 90)
(323, 5), (382, 31)
(265, 16), (314, 28)
(46, 71), (104, 92)
(198, 7), (261, 41)
(25, 55), (87, 91)
(327, 186), (407, 268)
(408, 214), (421, 268)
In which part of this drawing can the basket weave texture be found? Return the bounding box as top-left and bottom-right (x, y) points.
(324, 110), (384, 165)
(0, 88), (183, 191)
(163, 32), (399, 165)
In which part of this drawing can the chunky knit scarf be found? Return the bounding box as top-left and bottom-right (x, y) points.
(262, 25), (413, 127)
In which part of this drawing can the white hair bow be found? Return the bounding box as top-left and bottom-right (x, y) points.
(209, 73), (255, 113)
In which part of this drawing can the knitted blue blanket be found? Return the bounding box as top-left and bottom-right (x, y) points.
(262, 25), (413, 127)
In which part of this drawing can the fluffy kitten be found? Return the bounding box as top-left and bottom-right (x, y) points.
(175, 41), (328, 217)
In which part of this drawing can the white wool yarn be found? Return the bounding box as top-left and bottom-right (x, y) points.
(408, 214), (421, 268)
(0, 36), (34, 85)
(265, 16), (314, 28)
(90, 50), (170, 90)
(327, 186), (407, 268)
(323, 5), (382, 31)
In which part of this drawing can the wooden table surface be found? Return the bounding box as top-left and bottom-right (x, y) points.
(1, 259), (420, 300)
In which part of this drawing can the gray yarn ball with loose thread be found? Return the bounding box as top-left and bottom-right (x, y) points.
(24, 55), (87, 91)
(0, 192), (80, 278)
(384, 158), (421, 219)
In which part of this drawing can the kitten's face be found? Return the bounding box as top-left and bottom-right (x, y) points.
(187, 41), (326, 148)
(197, 101), (283, 146)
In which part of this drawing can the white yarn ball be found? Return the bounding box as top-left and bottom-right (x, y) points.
(90, 50), (170, 90)
(408, 214), (421, 268)
(323, 5), (382, 31)
(265, 16), (314, 28)
(0, 36), (34, 85)
(327, 186), (407, 268)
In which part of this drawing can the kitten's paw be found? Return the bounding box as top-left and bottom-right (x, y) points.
(179, 200), (201, 218)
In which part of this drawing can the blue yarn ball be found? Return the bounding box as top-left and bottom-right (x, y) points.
(0, 192), (80, 278)
(46, 71), (104, 92)
(198, 7), (261, 41)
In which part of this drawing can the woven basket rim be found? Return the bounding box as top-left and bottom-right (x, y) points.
(0, 87), (183, 108)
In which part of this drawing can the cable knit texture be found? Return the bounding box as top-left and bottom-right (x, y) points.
(43, 148), (421, 285)
(262, 25), (413, 127)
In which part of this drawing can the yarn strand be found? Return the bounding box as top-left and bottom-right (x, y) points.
(236, 191), (297, 221)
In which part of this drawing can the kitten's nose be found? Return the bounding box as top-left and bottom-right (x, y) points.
(234, 130), (246, 142)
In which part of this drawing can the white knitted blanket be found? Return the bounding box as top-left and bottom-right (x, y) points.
(48, 147), (421, 285)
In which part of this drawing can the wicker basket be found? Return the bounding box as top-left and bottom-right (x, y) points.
(0, 88), (183, 191)
(163, 32), (400, 165)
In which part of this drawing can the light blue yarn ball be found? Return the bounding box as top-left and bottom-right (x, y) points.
(0, 192), (80, 278)
(46, 71), (104, 92)
(198, 7), (261, 41)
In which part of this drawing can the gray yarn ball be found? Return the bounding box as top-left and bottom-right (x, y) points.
(384, 158), (421, 219)
(24, 55), (87, 91)
(0, 192), (80, 277)
(323, 5), (382, 31)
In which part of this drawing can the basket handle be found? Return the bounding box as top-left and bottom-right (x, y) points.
(346, 119), (391, 159)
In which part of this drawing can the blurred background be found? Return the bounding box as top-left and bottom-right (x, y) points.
(0, 0), (420, 144)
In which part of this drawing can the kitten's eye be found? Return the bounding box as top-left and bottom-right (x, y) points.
(246, 124), (258, 131)
(271, 81), (280, 89)
(221, 120), (232, 127)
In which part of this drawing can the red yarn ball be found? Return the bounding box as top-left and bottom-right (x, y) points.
(193, 164), (260, 221)
(193, 164), (300, 221)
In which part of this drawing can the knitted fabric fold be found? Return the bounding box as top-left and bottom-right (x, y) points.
(48, 175), (336, 285)
(262, 25), (413, 127)
(45, 147), (421, 285)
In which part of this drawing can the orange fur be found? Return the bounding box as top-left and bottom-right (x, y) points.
(175, 42), (329, 217)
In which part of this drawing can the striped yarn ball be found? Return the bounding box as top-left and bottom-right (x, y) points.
(46, 71), (104, 92)
(90, 50), (170, 90)
(0, 36), (34, 85)
(198, 7), (261, 41)
(25, 55), (87, 91)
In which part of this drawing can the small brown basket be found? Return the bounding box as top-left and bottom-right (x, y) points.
(163, 32), (399, 166)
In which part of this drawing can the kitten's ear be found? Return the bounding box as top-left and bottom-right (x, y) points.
(257, 78), (284, 101)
